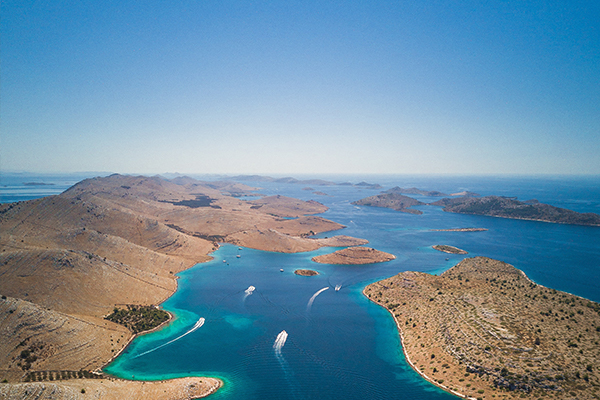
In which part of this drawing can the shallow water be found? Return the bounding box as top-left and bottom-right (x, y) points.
(103, 175), (600, 399)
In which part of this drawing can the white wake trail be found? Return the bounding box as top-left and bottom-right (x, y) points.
(133, 317), (205, 358)
(273, 330), (288, 355)
(243, 285), (255, 301)
(306, 287), (329, 312)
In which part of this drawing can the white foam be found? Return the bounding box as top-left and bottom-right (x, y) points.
(306, 287), (329, 311)
(273, 330), (288, 354)
(133, 317), (205, 358)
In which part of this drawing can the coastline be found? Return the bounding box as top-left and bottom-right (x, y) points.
(363, 287), (475, 400)
(99, 308), (176, 373)
(364, 287), (475, 399)
(364, 258), (600, 399)
(97, 254), (222, 398)
(440, 209), (600, 227)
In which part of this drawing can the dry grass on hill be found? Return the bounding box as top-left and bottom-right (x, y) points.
(365, 257), (600, 400)
(0, 174), (368, 397)
(312, 246), (395, 264)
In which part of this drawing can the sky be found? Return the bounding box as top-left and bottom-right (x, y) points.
(1, 0), (599, 175)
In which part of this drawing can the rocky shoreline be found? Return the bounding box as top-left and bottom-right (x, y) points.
(0, 174), (370, 398)
(365, 257), (600, 399)
(312, 246), (395, 265)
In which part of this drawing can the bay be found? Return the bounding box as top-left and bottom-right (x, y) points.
(101, 175), (600, 399)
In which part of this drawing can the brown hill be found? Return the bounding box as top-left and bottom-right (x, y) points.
(432, 196), (600, 226)
(312, 246), (395, 264)
(365, 257), (600, 399)
(351, 193), (425, 214)
(0, 174), (366, 395)
(386, 186), (447, 197)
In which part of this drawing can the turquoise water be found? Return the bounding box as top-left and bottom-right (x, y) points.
(104, 244), (456, 399)
(103, 175), (600, 399)
(3, 174), (599, 398)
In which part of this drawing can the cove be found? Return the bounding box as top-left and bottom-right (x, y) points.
(103, 175), (600, 399)
(104, 244), (456, 399)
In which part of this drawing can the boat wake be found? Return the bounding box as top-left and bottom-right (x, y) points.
(306, 287), (329, 312)
(243, 285), (255, 302)
(133, 317), (205, 358)
(273, 329), (288, 355)
(273, 330), (299, 397)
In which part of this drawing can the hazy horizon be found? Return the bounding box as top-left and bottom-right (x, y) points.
(2, 1), (599, 175)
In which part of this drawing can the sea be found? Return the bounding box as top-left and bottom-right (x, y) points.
(2, 173), (600, 399)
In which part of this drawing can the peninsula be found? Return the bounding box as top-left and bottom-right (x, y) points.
(312, 246), (396, 265)
(365, 257), (600, 399)
(0, 174), (368, 396)
(352, 193), (425, 214)
(431, 196), (600, 226)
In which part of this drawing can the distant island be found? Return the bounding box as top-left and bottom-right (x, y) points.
(229, 174), (382, 189)
(385, 186), (448, 197)
(431, 195), (600, 226)
(23, 182), (55, 186)
(365, 257), (600, 399)
(384, 187), (480, 197)
(312, 246), (396, 264)
(449, 190), (480, 197)
(352, 193), (424, 214)
(294, 269), (319, 276)
(430, 227), (488, 232)
(432, 245), (467, 254)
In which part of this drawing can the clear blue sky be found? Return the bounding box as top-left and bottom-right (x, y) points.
(2, 1), (599, 175)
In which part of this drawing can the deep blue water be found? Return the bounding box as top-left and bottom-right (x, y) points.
(3, 174), (599, 399)
(0, 172), (106, 203)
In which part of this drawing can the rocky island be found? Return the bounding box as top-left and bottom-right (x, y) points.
(432, 196), (600, 226)
(386, 186), (448, 197)
(0, 174), (369, 397)
(352, 193), (425, 214)
(312, 246), (396, 265)
(432, 245), (468, 254)
(294, 269), (319, 276)
(365, 257), (600, 399)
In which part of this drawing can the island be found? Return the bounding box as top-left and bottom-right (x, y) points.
(385, 186), (448, 197)
(430, 228), (488, 232)
(364, 257), (600, 399)
(431, 195), (600, 226)
(0, 174), (370, 397)
(230, 174), (383, 189)
(432, 245), (468, 254)
(351, 193), (425, 214)
(294, 269), (319, 276)
(450, 191), (480, 197)
(312, 246), (396, 264)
